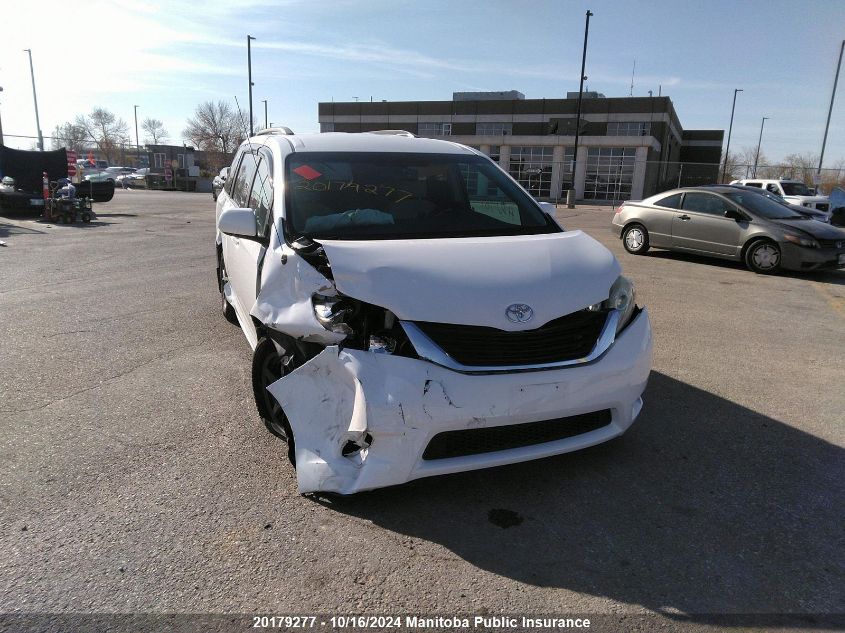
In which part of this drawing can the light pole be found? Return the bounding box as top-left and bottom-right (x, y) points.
(134, 105), (140, 149)
(0, 86), (4, 147)
(247, 35), (256, 136)
(818, 39), (844, 181)
(569, 9), (593, 208)
(261, 99), (268, 130)
(721, 88), (743, 182)
(753, 116), (769, 178)
(23, 49), (44, 151)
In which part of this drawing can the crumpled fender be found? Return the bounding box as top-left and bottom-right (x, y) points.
(250, 241), (345, 345)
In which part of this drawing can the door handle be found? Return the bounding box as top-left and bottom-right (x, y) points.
(677, 214), (691, 221)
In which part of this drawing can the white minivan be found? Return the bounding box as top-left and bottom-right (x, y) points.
(215, 130), (652, 494)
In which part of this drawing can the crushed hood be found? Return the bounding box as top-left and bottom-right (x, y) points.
(318, 231), (620, 330)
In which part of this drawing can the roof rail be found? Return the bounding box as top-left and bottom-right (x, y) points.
(367, 130), (415, 137)
(255, 127), (295, 136)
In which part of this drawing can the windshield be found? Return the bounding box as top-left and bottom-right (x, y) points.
(781, 182), (812, 196)
(285, 152), (558, 240)
(725, 192), (803, 220)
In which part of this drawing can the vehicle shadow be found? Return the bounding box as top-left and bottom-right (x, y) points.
(645, 249), (845, 286)
(0, 221), (45, 237)
(316, 372), (844, 625)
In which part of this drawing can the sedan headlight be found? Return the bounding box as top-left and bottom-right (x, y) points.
(784, 234), (819, 248)
(589, 276), (637, 334)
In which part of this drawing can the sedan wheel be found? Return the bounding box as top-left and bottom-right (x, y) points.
(745, 240), (781, 274)
(623, 224), (650, 254)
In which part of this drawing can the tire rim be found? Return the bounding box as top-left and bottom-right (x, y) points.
(625, 228), (644, 250)
(260, 348), (289, 437)
(752, 244), (779, 270)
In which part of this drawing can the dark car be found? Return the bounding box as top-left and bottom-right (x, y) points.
(612, 186), (845, 274)
(212, 167), (228, 201)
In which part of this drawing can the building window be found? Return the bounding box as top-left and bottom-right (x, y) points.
(476, 122), (512, 136)
(560, 147), (575, 196)
(177, 154), (185, 169)
(509, 146), (553, 198)
(584, 147), (636, 200)
(321, 122), (335, 132)
(607, 121), (651, 136)
(418, 122), (452, 137)
(153, 153), (165, 168)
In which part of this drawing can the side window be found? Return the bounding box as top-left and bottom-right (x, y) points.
(224, 150), (246, 196)
(233, 153), (259, 208)
(681, 192), (730, 216)
(766, 183), (781, 195)
(249, 152), (274, 235)
(654, 193), (682, 209)
(745, 182), (763, 188)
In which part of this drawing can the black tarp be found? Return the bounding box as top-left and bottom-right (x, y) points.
(0, 146), (68, 194)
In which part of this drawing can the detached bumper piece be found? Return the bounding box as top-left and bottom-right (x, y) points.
(422, 410), (612, 460)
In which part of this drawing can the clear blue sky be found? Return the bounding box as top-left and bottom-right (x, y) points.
(1, 0), (842, 165)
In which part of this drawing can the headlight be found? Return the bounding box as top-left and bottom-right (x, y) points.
(784, 234), (819, 248)
(594, 275), (637, 334)
(312, 292), (353, 335)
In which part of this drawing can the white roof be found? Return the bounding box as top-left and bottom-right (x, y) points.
(258, 132), (478, 155)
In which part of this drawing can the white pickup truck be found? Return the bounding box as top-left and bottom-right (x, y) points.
(732, 178), (830, 214)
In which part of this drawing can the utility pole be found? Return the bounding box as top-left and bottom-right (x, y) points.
(262, 99), (268, 130)
(23, 49), (44, 151)
(721, 88), (743, 182)
(247, 35), (256, 136)
(818, 39), (844, 179)
(133, 105), (140, 167)
(753, 116), (769, 178)
(569, 9), (593, 208)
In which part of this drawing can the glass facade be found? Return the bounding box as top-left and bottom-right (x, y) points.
(508, 146), (553, 198)
(476, 122), (512, 136)
(607, 121), (650, 136)
(560, 147), (575, 196)
(320, 122), (335, 132)
(584, 147), (636, 200)
(418, 122), (452, 137)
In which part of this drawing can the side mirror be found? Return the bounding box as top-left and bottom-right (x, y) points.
(725, 208), (745, 221)
(538, 201), (557, 215)
(218, 207), (257, 238)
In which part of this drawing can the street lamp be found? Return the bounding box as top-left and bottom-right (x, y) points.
(753, 116), (769, 178)
(247, 35), (256, 136)
(818, 39), (844, 181)
(261, 99), (268, 130)
(721, 88), (743, 182)
(569, 9), (593, 208)
(23, 49), (44, 151)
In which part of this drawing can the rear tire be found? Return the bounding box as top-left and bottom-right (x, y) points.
(622, 223), (650, 254)
(744, 239), (781, 274)
(252, 337), (299, 466)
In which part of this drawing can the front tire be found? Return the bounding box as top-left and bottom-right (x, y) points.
(623, 223), (650, 254)
(217, 252), (238, 324)
(744, 239), (781, 274)
(252, 337), (299, 466)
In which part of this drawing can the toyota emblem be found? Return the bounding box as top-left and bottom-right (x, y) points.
(506, 303), (534, 323)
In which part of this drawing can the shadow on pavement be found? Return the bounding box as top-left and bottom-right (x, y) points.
(0, 221), (45, 237)
(317, 372), (844, 625)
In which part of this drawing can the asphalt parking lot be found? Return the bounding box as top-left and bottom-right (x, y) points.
(1, 190), (843, 627)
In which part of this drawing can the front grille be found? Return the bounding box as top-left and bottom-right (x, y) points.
(414, 310), (608, 367)
(818, 239), (845, 249)
(816, 203), (830, 212)
(422, 410), (612, 460)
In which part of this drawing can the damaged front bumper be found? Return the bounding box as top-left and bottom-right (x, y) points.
(268, 309), (653, 495)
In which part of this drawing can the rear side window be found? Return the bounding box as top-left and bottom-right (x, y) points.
(765, 183), (781, 194)
(681, 192), (731, 216)
(744, 182), (763, 188)
(654, 193), (682, 209)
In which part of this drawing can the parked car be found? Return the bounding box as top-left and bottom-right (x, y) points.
(704, 184), (831, 223)
(215, 130), (652, 495)
(731, 178), (830, 213)
(82, 171), (115, 184)
(116, 168), (149, 188)
(613, 186), (845, 273)
(212, 166), (228, 201)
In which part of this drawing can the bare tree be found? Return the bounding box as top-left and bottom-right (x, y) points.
(183, 101), (247, 155)
(142, 117), (168, 145)
(719, 151), (746, 182)
(75, 107), (130, 165)
(50, 122), (88, 155)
